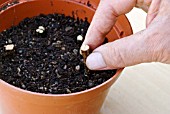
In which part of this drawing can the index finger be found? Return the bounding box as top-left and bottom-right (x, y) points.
(82, 0), (136, 50)
(82, 0), (118, 50)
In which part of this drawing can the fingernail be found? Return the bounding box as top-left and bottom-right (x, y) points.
(86, 52), (107, 70)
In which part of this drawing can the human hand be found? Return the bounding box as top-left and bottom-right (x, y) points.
(82, 0), (170, 70)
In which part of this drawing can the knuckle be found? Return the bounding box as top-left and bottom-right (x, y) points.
(146, 30), (170, 63)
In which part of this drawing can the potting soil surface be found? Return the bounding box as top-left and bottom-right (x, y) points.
(0, 13), (116, 94)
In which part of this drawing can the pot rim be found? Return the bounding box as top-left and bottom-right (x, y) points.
(0, 0), (133, 38)
(0, 68), (123, 97)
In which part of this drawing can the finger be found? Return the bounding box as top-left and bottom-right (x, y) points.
(82, 0), (118, 50)
(146, 0), (161, 26)
(86, 30), (155, 70)
(136, 0), (152, 12)
(82, 0), (137, 50)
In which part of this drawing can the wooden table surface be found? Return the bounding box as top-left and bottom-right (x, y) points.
(1, 8), (170, 114)
(100, 8), (170, 114)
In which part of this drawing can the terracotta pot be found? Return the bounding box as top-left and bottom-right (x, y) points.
(0, 0), (132, 114)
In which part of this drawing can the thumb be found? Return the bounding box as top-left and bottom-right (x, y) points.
(86, 31), (155, 70)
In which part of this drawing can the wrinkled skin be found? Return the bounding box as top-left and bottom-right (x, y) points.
(82, 0), (170, 70)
